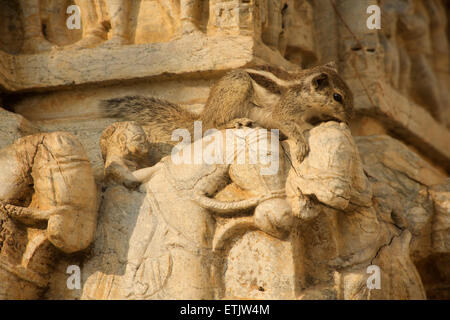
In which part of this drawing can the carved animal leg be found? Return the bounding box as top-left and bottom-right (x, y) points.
(19, 0), (55, 53)
(21, 232), (57, 278)
(0, 201), (60, 227)
(67, 0), (107, 50)
(261, 0), (283, 50)
(180, 0), (201, 35)
(101, 0), (131, 47)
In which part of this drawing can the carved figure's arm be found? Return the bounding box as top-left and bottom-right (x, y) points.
(105, 161), (140, 189)
(132, 163), (163, 184)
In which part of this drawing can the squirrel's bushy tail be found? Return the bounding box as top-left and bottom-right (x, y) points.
(100, 95), (199, 142)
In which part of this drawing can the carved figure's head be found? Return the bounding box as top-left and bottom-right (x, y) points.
(100, 121), (150, 162)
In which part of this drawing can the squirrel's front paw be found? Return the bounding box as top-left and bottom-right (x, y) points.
(226, 118), (254, 129)
(296, 141), (310, 162)
(123, 177), (141, 190)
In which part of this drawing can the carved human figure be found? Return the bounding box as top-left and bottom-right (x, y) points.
(281, 0), (317, 67)
(99, 121), (151, 189)
(18, 0), (55, 53)
(68, 0), (131, 49)
(179, 0), (202, 35)
(379, 0), (405, 89)
(120, 127), (283, 299)
(70, 0), (203, 48)
(397, 0), (445, 122)
(283, 122), (426, 299)
(0, 132), (98, 299)
(159, 0), (203, 37)
(422, 0), (449, 74)
(260, 0), (289, 54)
(78, 121), (431, 300)
(80, 122), (150, 300)
(210, 122), (427, 299)
(423, 0), (449, 126)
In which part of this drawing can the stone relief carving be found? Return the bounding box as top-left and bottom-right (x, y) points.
(67, 0), (131, 49)
(83, 126), (285, 299)
(0, 132), (98, 299)
(12, 0), (206, 52)
(80, 121), (152, 299)
(207, 0), (317, 65)
(285, 123), (425, 299)
(18, 0), (56, 53)
(207, 0), (252, 36)
(177, 0), (203, 35)
(99, 121), (151, 189)
(260, 0), (290, 54)
(76, 121), (432, 299)
(0, 0), (448, 302)
(380, 0), (448, 124)
(216, 122), (426, 299)
(282, 0), (317, 67)
(11, 0), (317, 58)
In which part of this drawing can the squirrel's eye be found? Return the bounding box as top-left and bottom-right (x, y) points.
(333, 93), (343, 103)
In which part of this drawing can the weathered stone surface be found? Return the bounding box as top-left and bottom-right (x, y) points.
(0, 0), (448, 301)
(81, 185), (145, 300)
(430, 180), (450, 254)
(0, 107), (38, 149)
(357, 135), (439, 259)
(356, 135), (450, 298)
(349, 79), (450, 170)
(36, 124), (439, 299)
(0, 132), (98, 299)
(0, 35), (295, 92)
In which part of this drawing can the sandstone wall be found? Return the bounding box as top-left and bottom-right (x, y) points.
(0, 0), (448, 300)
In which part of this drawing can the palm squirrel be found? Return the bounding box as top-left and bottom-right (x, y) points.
(100, 62), (354, 161)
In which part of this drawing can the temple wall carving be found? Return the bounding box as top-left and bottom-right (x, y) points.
(0, 0), (448, 300)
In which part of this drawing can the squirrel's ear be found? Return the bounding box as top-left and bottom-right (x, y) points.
(323, 61), (338, 72)
(311, 72), (330, 90)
